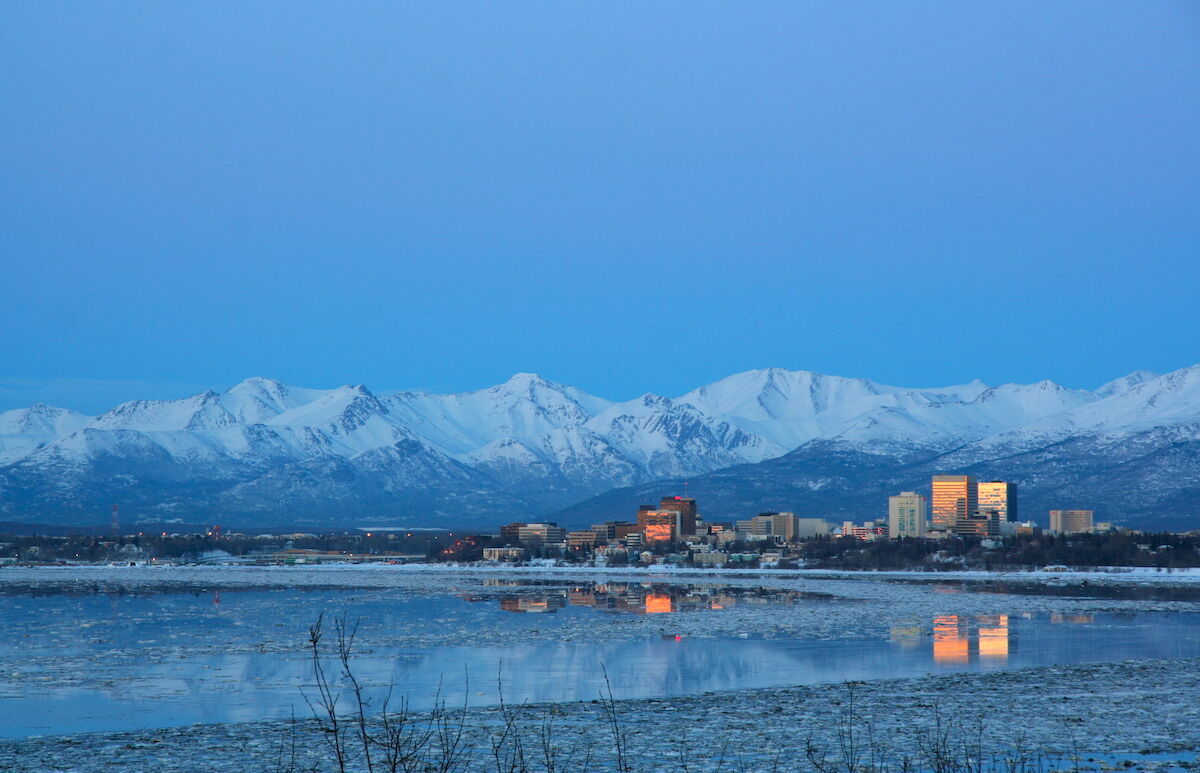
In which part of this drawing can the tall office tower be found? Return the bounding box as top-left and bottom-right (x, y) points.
(977, 481), (1018, 522)
(931, 475), (977, 530)
(889, 492), (928, 538)
(636, 510), (678, 543)
(1049, 510), (1094, 534)
(658, 496), (698, 536)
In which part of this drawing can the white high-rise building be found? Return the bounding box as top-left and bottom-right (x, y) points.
(889, 491), (928, 538)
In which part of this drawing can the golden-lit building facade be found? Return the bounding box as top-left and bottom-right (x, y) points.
(977, 481), (1017, 522)
(637, 510), (678, 543)
(931, 475), (977, 530)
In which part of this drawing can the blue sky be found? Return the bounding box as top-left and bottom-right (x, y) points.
(2, 2), (1199, 412)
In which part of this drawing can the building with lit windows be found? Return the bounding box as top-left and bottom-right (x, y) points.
(636, 510), (678, 543)
(658, 496), (698, 536)
(888, 492), (927, 538)
(932, 475), (977, 530)
(977, 481), (1017, 522)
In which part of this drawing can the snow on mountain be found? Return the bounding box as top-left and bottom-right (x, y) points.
(586, 393), (779, 478)
(1081, 365), (1200, 430)
(222, 377), (326, 423)
(0, 404), (91, 464)
(1095, 370), (1158, 399)
(3, 366), (1199, 526)
(0, 403), (89, 437)
(384, 373), (610, 457)
(965, 364), (1200, 454)
(678, 368), (1093, 449)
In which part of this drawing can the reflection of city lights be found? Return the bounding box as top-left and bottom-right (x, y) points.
(645, 594), (672, 614)
(484, 583), (825, 616)
(933, 615), (968, 664)
(978, 615), (1009, 660)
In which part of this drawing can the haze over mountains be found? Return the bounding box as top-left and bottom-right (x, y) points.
(2, 366), (1199, 530)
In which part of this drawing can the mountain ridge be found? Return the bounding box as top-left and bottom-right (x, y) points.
(2, 365), (1198, 529)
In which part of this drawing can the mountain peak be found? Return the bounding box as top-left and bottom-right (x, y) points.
(495, 372), (557, 392)
(1095, 370), (1159, 398)
(229, 376), (286, 392)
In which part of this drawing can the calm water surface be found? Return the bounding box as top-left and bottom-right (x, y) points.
(1, 578), (1197, 738)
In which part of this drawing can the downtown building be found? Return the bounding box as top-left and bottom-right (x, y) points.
(931, 475), (978, 530)
(888, 492), (928, 538)
(978, 481), (1018, 522)
(1049, 509), (1094, 534)
(930, 475), (1018, 537)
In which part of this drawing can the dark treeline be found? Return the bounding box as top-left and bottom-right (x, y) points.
(0, 531), (460, 564)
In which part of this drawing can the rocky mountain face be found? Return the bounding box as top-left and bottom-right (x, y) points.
(2, 366), (1199, 530)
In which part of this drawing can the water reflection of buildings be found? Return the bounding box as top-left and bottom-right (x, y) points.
(499, 596), (567, 613)
(1050, 613), (1094, 625)
(486, 583), (819, 615)
(890, 615), (1015, 665)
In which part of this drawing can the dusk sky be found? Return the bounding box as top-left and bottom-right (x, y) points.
(3, 2), (1199, 412)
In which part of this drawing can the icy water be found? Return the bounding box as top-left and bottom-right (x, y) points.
(2, 573), (1199, 739)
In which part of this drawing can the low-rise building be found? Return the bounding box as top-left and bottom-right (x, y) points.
(567, 531), (598, 550)
(953, 512), (999, 537)
(517, 523), (567, 543)
(483, 547), (526, 562)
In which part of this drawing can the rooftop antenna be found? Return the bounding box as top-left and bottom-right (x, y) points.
(110, 504), (120, 539)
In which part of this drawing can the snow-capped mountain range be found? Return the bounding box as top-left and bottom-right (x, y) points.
(3, 365), (1200, 528)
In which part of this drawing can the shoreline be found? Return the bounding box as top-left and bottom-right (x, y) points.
(3, 656), (1198, 771)
(4, 561), (1200, 586)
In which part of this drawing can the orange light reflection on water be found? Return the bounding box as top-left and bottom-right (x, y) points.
(933, 615), (969, 664)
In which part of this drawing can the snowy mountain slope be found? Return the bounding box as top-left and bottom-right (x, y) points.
(678, 368), (1094, 449)
(941, 364), (1200, 458)
(0, 404), (89, 464)
(383, 373), (610, 457)
(585, 393), (781, 477)
(2, 365), (1198, 527)
(1095, 370), (1158, 399)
